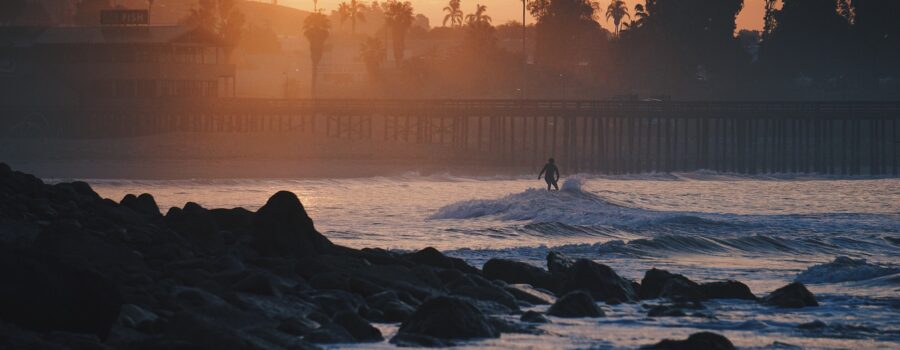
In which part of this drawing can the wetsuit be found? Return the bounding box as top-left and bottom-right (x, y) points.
(539, 163), (560, 190)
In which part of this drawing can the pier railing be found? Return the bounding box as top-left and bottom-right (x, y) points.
(2, 99), (899, 175)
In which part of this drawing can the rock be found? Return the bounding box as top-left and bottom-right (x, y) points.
(647, 305), (686, 317)
(165, 202), (224, 253)
(209, 207), (254, 231)
(447, 274), (520, 310)
(403, 247), (480, 274)
(504, 284), (556, 305)
(0, 249), (122, 340)
(230, 270), (283, 297)
(120, 193), (161, 217)
(641, 331), (735, 350)
(277, 317), (320, 336)
(391, 297), (499, 346)
(659, 278), (705, 302)
(798, 320), (826, 329)
(332, 311), (383, 342)
(557, 259), (638, 303)
(117, 304), (159, 330)
(700, 280), (757, 300)
(547, 251), (575, 274)
(639, 268), (699, 300)
(483, 259), (556, 291)
(253, 191), (333, 257)
(306, 323), (357, 344)
(520, 311), (550, 323)
(547, 291), (605, 318)
(762, 282), (818, 308)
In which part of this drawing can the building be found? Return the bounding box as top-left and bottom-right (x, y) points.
(0, 10), (235, 107)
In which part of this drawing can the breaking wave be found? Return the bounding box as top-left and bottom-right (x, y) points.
(796, 256), (900, 284)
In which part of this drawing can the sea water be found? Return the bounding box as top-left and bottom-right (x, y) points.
(70, 173), (900, 349)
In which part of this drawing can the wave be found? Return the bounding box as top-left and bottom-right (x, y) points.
(595, 234), (837, 257)
(796, 257), (900, 284)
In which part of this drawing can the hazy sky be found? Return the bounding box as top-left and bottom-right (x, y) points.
(279, 0), (767, 31)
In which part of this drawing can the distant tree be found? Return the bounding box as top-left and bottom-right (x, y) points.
(848, 0), (900, 85)
(360, 36), (386, 81)
(465, 4), (492, 26)
(183, 0), (246, 51)
(605, 0), (630, 37)
(443, 0), (464, 27)
(384, 0), (415, 67)
(0, 0), (28, 26)
(303, 12), (331, 98)
(527, 0), (600, 69)
(338, 0), (367, 34)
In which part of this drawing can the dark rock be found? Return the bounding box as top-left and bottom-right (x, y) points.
(120, 193), (161, 217)
(332, 311), (383, 342)
(391, 297), (499, 346)
(230, 270), (284, 297)
(483, 259), (556, 291)
(0, 249), (122, 340)
(277, 317), (320, 336)
(546, 251), (574, 274)
(403, 247), (480, 274)
(520, 311), (550, 323)
(390, 333), (453, 347)
(762, 282), (818, 308)
(209, 207), (254, 231)
(659, 278), (705, 302)
(641, 331), (735, 350)
(547, 291), (605, 318)
(166, 202), (224, 253)
(700, 280), (757, 300)
(557, 259), (638, 303)
(448, 274), (520, 310)
(306, 323), (357, 344)
(639, 269), (699, 300)
(798, 320), (826, 329)
(117, 304), (159, 330)
(309, 272), (350, 291)
(647, 305), (687, 317)
(504, 284), (555, 305)
(253, 191), (333, 257)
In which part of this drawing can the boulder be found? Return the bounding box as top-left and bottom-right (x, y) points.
(0, 249), (122, 340)
(639, 269), (699, 300)
(659, 278), (705, 302)
(504, 284), (556, 305)
(332, 311), (383, 342)
(557, 259), (638, 303)
(277, 317), (320, 336)
(641, 332), (735, 350)
(547, 291), (605, 318)
(305, 323), (356, 344)
(520, 311), (550, 323)
(762, 282), (818, 308)
(120, 193), (161, 217)
(165, 202), (224, 253)
(483, 259), (556, 291)
(700, 281), (757, 300)
(253, 191), (333, 257)
(647, 305), (686, 317)
(403, 247), (480, 274)
(391, 297), (499, 346)
(546, 251), (575, 274)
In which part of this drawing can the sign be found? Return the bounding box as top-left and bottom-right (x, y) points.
(100, 10), (149, 26)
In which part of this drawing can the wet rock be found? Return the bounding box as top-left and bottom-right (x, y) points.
(546, 251), (575, 274)
(798, 320), (826, 329)
(547, 291), (605, 318)
(639, 268), (699, 300)
(332, 311), (383, 342)
(230, 270), (284, 297)
(0, 249), (122, 340)
(762, 282), (818, 308)
(120, 193), (161, 217)
(520, 311), (550, 323)
(659, 278), (705, 302)
(277, 317), (320, 336)
(447, 274), (519, 310)
(641, 331), (735, 350)
(117, 304), (159, 330)
(504, 284), (556, 305)
(391, 297), (499, 346)
(403, 247), (480, 274)
(253, 191), (333, 257)
(306, 323), (356, 344)
(557, 259), (638, 303)
(647, 305), (687, 317)
(700, 280), (757, 300)
(483, 258), (556, 291)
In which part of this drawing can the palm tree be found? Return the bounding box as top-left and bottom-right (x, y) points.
(605, 0), (630, 37)
(303, 12), (330, 98)
(360, 36), (386, 81)
(383, 1), (414, 67)
(465, 4), (491, 26)
(337, 0), (366, 34)
(442, 0), (463, 27)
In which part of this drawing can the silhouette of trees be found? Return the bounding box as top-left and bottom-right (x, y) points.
(528, 0), (601, 70)
(360, 36), (386, 81)
(337, 0), (367, 34)
(183, 0), (246, 51)
(465, 4), (492, 26)
(443, 0), (464, 28)
(303, 12), (330, 98)
(605, 0), (630, 37)
(852, 0), (900, 88)
(384, 1), (415, 67)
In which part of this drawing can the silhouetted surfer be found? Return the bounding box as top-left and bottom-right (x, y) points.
(538, 158), (560, 191)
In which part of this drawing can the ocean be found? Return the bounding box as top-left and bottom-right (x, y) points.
(67, 173), (900, 349)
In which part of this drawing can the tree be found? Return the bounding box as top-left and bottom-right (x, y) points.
(337, 0), (367, 34)
(605, 0), (630, 37)
(443, 0), (464, 27)
(384, 1), (415, 67)
(465, 4), (492, 26)
(527, 0), (600, 69)
(360, 36), (386, 81)
(183, 0), (246, 51)
(0, 0), (27, 26)
(303, 12), (331, 98)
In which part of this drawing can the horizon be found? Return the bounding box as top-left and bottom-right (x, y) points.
(276, 0), (768, 32)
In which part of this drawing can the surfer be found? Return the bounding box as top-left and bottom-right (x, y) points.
(538, 158), (560, 191)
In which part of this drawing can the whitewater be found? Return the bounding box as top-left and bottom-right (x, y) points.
(67, 173), (900, 349)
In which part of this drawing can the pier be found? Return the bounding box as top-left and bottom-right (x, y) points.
(2, 99), (899, 175)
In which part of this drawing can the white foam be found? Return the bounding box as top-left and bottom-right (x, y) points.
(796, 256), (900, 284)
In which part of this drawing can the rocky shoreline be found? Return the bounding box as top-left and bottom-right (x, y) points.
(0, 163), (820, 349)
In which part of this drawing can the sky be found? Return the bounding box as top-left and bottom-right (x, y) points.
(279, 0), (767, 32)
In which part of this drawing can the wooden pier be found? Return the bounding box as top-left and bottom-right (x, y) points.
(2, 99), (899, 175)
